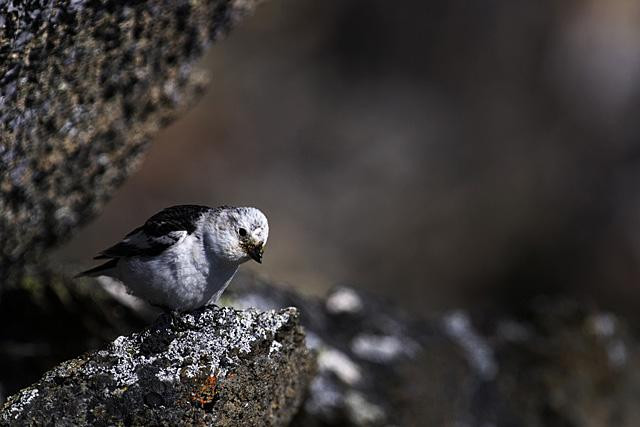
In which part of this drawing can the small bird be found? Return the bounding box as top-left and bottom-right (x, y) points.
(77, 205), (269, 311)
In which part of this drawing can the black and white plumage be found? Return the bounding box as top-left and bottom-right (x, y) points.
(77, 205), (269, 311)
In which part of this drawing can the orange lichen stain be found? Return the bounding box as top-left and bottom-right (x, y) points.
(191, 374), (218, 408)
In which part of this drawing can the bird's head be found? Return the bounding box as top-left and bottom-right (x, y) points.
(208, 206), (269, 264)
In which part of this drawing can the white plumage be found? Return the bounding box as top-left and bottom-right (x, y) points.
(77, 205), (269, 311)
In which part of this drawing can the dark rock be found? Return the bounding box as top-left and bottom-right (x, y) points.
(224, 275), (640, 427)
(0, 268), (151, 402)
(3, 270), (639, 426)
(0, 304), (313, 426)
(226, 276), (432, 426)
(0, 0), (261, 284)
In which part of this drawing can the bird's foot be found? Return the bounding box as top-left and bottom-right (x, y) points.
(159, 308), (186, 330)
(171, 309), (188, 329)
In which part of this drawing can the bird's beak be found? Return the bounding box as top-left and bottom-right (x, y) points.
(248, 243), (264, 264)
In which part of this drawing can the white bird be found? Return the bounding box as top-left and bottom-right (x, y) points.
(77, 205), (269, 312)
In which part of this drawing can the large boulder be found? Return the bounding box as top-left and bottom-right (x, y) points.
(0, 304), (313, 426)
(0, 0), (261, 282)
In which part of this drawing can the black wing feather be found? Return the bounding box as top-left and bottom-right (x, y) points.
(140, 205), (213, 237)
(75, 258), (119, 278)
(95, 205), (213, 259)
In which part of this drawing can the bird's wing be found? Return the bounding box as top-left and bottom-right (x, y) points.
(95, 205), (212, 259)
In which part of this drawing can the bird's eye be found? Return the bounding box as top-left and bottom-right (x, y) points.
(238, 228), (247, 237)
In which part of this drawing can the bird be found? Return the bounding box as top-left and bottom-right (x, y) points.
(76, 205), (269, 312)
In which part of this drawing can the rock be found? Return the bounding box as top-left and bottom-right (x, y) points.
(0, 304), (314, 426)
(227, 277), (430, 426)
(4, 270), (640, 426)
(482, 298), (640, 427)
(225, 275), (640, 426)
(0, 268), (152, 401)
(0, 0), (261, 283)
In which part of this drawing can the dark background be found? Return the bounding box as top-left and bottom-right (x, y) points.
(58, 0), (640, 315)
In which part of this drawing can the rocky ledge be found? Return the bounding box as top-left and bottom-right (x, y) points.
(0, 305), (314, 426)
(3, 271), (640, 426)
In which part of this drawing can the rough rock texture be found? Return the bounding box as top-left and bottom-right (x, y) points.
(226, 277), (431, 426)
(3, 271), (640, 426)
(0, 0), (261, 282)
(0, 304), (313, 426)
(0, 268), (151, 402)
(224, 276), (640, 427)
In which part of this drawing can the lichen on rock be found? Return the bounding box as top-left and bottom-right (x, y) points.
(0, 305), (314, 426)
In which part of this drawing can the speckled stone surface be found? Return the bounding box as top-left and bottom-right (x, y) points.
(0, 0), (260, 282)
(0, 305), (313, 426)
(224, 275), (640, 427)
(2, 271), (640, 425)
(227, 277), (432, 427)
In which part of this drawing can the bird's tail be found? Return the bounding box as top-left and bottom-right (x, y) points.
(75, 258), (119, 278)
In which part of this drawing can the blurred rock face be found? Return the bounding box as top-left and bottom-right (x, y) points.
(0, 0), (259, 283)
(62, 0), (640, 310)
(234, 279), (640, 427)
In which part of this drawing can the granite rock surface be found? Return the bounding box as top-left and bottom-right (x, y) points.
(0, 0), (260, 282)
(0, 304), (313, 426)
(226, 276), (640, 427)
(2, 271), (639, 426)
